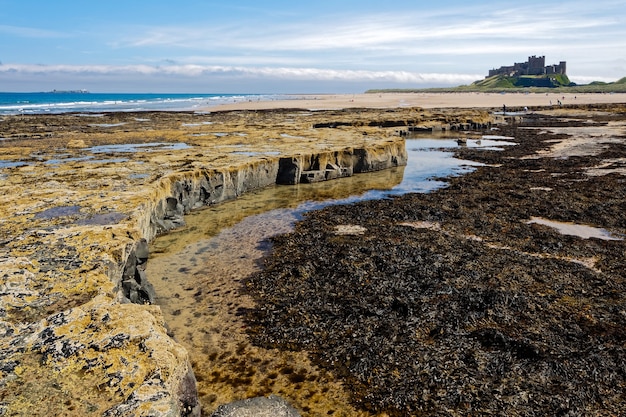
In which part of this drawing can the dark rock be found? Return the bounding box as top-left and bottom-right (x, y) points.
(277, 157), (301, 185)
(121, 240), (156, 304)
(135, 238), (149, 260)
(210, 395), (301, 417)
(178, 367), (202, 417)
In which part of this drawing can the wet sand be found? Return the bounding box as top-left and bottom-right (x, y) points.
(211, 92), (626, 112)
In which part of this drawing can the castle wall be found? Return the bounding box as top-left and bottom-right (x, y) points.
(487, 56), (566, 78)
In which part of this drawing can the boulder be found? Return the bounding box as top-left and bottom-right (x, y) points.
(211, 395), (300, 417)
(0, 294), (200, 416)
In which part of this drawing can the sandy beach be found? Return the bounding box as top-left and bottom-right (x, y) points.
(211, 92), (626, 112)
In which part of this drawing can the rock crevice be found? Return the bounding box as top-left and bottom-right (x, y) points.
(141, 140), (407, 240)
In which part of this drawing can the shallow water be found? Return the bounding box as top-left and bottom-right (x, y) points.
(1, 142), (193, 169)
(88, 122), (127, 128)
(147, 137), (512, 414)
(0, 92), (279, 115)
(87, 142), (191, 153)
(34, 205), (82, 219)
(0, 161), (29, 169)
(527, 217), (623, 241)
(44, 156), (94, 165)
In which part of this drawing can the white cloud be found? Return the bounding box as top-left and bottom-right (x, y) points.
(115, 4), (618, 55)
(0, 63), (480, 85)
(90, 1), (624, 85)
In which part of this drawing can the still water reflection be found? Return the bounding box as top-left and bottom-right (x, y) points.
(151, 139), (486, 255)
(147, 138), (503, 414)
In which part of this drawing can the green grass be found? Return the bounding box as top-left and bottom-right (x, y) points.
(366, 75), (626, 94)
(472, 75), (516, 89)
(472, 74), (572, 88)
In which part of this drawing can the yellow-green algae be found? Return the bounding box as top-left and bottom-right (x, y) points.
(0, 107), (493, 416)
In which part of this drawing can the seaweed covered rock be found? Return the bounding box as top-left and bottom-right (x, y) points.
(244, 111), (626, 416)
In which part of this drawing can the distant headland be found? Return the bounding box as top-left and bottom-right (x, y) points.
(475, 55), (572, 88)
(46, 89), (90, 94)
(367, 55), (626, 94)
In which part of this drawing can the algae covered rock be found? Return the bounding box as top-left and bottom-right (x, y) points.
(0, 295), (200, 416)
(0, 107), (495, 415)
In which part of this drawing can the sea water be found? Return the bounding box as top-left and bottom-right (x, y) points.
(0, 92), (281, 115)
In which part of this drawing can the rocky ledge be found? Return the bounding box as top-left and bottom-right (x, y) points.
(0, 107), (492, 415)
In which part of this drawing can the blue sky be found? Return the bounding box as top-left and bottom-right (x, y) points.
(1, 0), (625, 93)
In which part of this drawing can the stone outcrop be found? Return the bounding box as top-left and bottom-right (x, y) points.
(0, 294), (200, 416)
(210, 395), (301, 417)
(274, 145), (406, 185)
(140, 141), (407, 240)
(0, 107), (491, 415)
(121, 141), (407, 313)
(402, 120), (493, 134)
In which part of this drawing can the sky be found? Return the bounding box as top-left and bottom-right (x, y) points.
(1, 0), (625, 93)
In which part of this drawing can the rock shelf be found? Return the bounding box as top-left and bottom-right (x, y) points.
(0, 107), (492, 416)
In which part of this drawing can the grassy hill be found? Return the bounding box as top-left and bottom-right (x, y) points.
(367, 75), (626, 94)
(472, 74), (573, 89)
(587, 76), (626, 86)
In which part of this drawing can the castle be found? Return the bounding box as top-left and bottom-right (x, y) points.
(488, 56), (566, 78)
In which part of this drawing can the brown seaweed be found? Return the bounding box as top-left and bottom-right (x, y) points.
(244, 111), (626, 416)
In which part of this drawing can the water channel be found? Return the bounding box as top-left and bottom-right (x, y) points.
(146, 137), (513, 415)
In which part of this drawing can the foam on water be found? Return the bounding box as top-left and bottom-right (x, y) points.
(0, 92), (281, 115)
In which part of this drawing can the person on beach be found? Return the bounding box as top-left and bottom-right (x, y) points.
(502, 104), (506, 115)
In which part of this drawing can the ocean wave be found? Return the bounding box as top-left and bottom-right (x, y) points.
(0, 93), (276, 115)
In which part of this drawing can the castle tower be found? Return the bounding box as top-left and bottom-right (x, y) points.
(528, 55), (546, 75)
